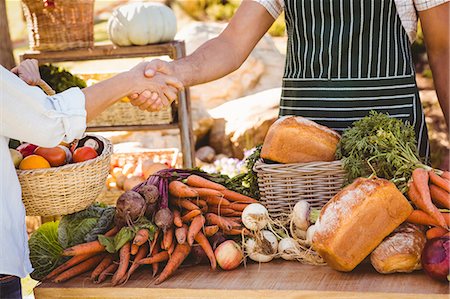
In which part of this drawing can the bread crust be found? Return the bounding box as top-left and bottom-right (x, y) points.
(312, 178), (413, 272)
(260, 116), (340, 163)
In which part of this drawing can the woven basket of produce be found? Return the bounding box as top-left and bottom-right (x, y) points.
(22, 0), (94, 51)
(17, 135), (112, 217)
(254, 159), (346, 219)
(98, 148), (179, 205)
(87, 101), (173, 127)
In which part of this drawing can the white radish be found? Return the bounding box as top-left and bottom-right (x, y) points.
(242, 203), (269, 231)
(278, 238), (299, 260)
(306, 224), (317, 246)
(292, 201), (310, 231)
(245, 230), (278, 263)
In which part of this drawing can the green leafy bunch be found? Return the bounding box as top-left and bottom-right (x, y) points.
(336, 111), (423, 192)
(39, 64), (86, 93)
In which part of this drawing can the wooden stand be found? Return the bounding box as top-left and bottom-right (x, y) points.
(33, 261), (448, 299)
(20, 41), (195, 168)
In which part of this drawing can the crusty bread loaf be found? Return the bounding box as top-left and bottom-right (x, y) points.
(260, 116), (340, 164)
(312, 177), (413, 272)
(370, 223), (426, 274)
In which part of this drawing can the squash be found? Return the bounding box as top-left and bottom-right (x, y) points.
(108, 3), (177, 46)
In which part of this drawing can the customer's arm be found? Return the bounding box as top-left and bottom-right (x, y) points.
(419, 2), (449, 128)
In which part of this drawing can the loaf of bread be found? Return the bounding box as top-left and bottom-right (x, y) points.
(312, 177), (413, 272)
(260, 116), (340, 164)
(370, 223), (426, 274)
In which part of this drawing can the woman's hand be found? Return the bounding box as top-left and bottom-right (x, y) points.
(11, 59), (41, 86)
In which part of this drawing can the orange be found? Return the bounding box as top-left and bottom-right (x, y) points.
(19, 155), (51, 170)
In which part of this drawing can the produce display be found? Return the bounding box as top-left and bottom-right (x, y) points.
(10, 136), (103, 170)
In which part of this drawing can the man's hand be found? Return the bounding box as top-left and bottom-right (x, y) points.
(127, 61), (183, 112)
(11, 59), (41, 86)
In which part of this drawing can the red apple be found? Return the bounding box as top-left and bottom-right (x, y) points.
(16, 143), (38, 158)
(214, 240), (243, 271)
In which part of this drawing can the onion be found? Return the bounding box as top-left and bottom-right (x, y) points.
(242, 203), (269, 231)
(245, 230), (278, 263)
(421, 236), (450, 282)
(214, 240), (243, 270)
(278, 238), (298, 260)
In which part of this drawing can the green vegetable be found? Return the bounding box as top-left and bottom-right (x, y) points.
(58, 204), (115, 249)
(39, 64), (86, 93)
(336, 111), (427, 192)
(310, 209), (321, 224)
(29, 221), (68, 281)
(98, 218), (156, 253)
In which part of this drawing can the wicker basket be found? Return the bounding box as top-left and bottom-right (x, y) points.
(97, 148), (179, 205)
(22, 0), (94, 51)
(87, 101), (173, 127)
(17, 135), (112, 217)
(254, 159), (346, 218)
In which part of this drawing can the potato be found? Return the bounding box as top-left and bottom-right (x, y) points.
(142, 161), (168, 179)
(116, 174), (127, 190)
(124, 176), (145, 191)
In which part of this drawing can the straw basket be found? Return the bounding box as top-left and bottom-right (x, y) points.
(87, 102), (173, 127)
(97, 148), (179, 205)
(22, 0), (94, 51)
(254, 159), (346, 218)
(17, 135), (112, 217)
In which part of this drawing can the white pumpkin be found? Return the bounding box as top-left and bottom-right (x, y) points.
(108, 3), (177, 46)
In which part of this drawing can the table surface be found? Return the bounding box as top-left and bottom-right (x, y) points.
(34, 260), (449, 299)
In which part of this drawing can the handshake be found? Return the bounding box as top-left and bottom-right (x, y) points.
(14, 59), (181, 112)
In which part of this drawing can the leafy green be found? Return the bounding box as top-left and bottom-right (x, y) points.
(29, 221), (68, 281)
(39, 64), (86, 93)
(98, 218), (156, 253)
(58, 204), (115, 249)
(336, 111), (425, 192)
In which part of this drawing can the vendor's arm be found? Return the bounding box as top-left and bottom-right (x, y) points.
(418, 2), (449, 128)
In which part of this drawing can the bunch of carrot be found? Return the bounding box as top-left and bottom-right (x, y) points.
(406, 168), (450, 239)
(45, 174), (257, 285)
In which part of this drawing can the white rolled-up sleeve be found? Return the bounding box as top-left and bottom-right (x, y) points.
(252, 0), (284, 19)
(0, 65), (86, 147)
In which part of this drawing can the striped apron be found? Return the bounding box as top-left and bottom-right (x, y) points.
(280, 0), (430, 159)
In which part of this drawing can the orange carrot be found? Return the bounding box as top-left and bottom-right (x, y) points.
(407, 210), (440, 226)
(221, 189), (258, 203)
(430, 184), (450, 209)
(149, 229), (160, 255)
(204, 195), (230, 206)
(205, 213), (233, 231)
(53, 254), (104, 283)
(429, 171), (450, 193)
(208, 206), (235, 216)
(186, 175), (226, 191)
(229, 202), (249, 212)
(190, 187), (224, 197)
(45, 252), (99, 280)
(170, 198), (200, 211)
(173, 209), (183, 228)
(175, 224), (188, 244)
(131, 244), (139, 255)
(133, 228), (150, 246)
(111, 242), (131, 286)
(169, 181), (198, 197)
(90, 254), (114, 281)
(409, 170), (446, 227)
(194, 232), (216, 270)
(204, 225), (219, 237)
(168, 239), (176, 256)
(162, 227), (174, 250)
(120, 243), (149, 285)
(151, 243), (160, 277)
(441, 171), (450, 181)
(96, 262), (118, 284)
(443, 212), (450, 227)
(230, 211), (243, 217)
(426, 227), (449, 240)
(105, 226), (120, 237)
(224, 228), (249, 236)
(187, 215), (205, 246)
(181, 209), (202, 222)
(138, 251), (169, 265)
(62, 240), (105, 256)
(155, 243), (191, 285)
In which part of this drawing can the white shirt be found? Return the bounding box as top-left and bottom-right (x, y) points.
(254, 0), (449, 42)
(0, 65), (86, 277)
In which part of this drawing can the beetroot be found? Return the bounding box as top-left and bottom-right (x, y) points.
(154, 208), (173, 232)
(138, 185), (159, 204)
(114, 191), (146, 228)
(421, 236), (450, 282)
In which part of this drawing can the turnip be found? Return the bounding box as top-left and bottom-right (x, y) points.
(245, 230), (278, 263)
(114, 191), (146, 228)
(242, 203), (269, 231)
(292, 201), (310, 231)
(278, 238), (299, 261)
(305, 224), (317, 246)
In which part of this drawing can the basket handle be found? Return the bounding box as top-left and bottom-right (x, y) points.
(38, 79), (56, 96)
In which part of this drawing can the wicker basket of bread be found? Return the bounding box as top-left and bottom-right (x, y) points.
(254, 116), (346, 218)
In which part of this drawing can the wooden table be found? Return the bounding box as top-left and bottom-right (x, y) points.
(34, 260), (449, 299)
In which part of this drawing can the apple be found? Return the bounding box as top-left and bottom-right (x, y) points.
(9, 149), (23, 168)
(16, 143), (38, 158)
(214, 240), (243, 271)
